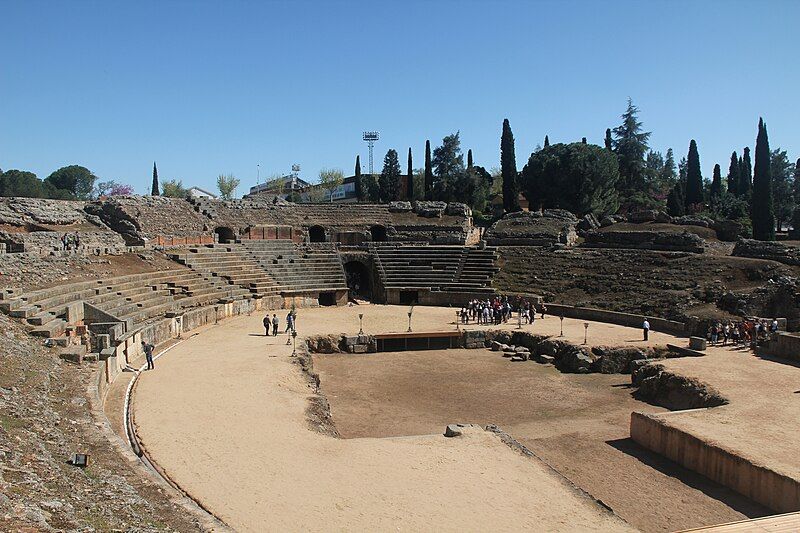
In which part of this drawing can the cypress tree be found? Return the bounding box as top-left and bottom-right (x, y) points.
(501, 119), (520, 212)
(424, 140), (433, 200)
(666, 181), (686, 217)
(467, 149), (473, 169)
(406, 147), (413, 200)
(684, 140), (703, 208)
(151, 162), (159, 196)
(544, 135), (550, 148)
(604, 128), (612, 151)
(354, 155), (363, 201)
(581, 137), (587, 144)
(710, 163), (722, 207)
(739, 147), (752, 197)
(752, 118), (775, 240)
(727, 151), (740, 196)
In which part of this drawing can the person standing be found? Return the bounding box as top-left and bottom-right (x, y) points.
(285, 311), (294, 333)
(263, 314), (271, 336)
(141, 340), (155, 370)
(642, 318), (651, 341)
(271, 313), (279, 336)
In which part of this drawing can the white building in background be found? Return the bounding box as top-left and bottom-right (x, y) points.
(187, 186), (217, 199)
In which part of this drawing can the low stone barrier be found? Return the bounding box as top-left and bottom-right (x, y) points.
(543, 303), (686, 336)
(631, 411), (800, 513)
(758, 332), (800, 362)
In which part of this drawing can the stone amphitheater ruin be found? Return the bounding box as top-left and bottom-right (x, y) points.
(2, 195), (799, 531)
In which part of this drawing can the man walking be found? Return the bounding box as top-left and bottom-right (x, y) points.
(272, 313), (279, 336)
(141, 340), (155, 370)
(285, 311), (294, 333)
(642, 317), (651, 341)
(263, 314), (271, 336)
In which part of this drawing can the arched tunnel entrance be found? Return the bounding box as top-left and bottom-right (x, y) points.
(215, 226), (236, 244)
(308, 225), (326, 243)
(344, 260), (372, 300)
(370, 224), (388, 242)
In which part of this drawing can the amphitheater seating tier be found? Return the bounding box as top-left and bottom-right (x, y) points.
(0, 268), (252, 339)
(372, 244), (498, 293)
(240, 240), (348, 293)
(169, 244), (282, 296)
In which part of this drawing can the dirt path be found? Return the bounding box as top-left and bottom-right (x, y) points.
(132, 306), (635, 532)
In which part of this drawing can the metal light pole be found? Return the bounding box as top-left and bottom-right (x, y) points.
(455, 310), (460, 330)
(583, 322), (589, 345)
(291, 330), (298, 356)
(358, 313), (364, 335)
(517, 308), (522, 329)
(559, 316), (564, 337)
(407, 308), (413, 332)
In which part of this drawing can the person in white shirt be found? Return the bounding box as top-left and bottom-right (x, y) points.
(642, 318), (651, 341)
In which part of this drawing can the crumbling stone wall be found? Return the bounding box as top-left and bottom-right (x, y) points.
(0, 197), (91, 227)
(0, 230), (126, 254)
(485, 210), (577, 246)
(582, 230), (705, 253)
(732, 239), (800, 266)
(85, 196), (211, 245)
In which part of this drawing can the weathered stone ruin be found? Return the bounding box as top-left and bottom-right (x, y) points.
(485, 210), (578, 246)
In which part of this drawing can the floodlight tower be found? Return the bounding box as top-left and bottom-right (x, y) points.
(362, 131), (380, 174)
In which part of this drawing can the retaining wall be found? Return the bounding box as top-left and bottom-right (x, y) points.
(758, 332), (800, 362)
(631, 411), (800, 513)
(544, 303), (686, 336)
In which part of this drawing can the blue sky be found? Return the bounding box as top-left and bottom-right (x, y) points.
(2, 0), (798, 195)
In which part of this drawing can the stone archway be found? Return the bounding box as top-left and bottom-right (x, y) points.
(215, 226), (236, 244)
(308, 225), (326, 243)
(344, 260), (372, 300)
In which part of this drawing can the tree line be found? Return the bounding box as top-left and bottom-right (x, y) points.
(355, 99), (795, 241)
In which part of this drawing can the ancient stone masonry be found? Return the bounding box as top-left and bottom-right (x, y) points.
(631, 363), (728, 410)
(0, 197), (91, 227)
(733, 239), (800, 266)
(485, 210), (578, 246)
(582, 229), (705, 253)
(85, 196), (210, 245)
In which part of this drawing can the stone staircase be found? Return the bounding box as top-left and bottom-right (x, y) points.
(169, 244), (281, 297)
(240, 240), (348, 293)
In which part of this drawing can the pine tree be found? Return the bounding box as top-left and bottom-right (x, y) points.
(424, 140), (433, 200)
(151, 162), (159, 196)
(501, 119), (520, 212)
(604, 128), (612, 151)
(684, 140), (703, 208)
(406, 147), (413, 200)
(467, 149), (473, 169)
(752, 118), (775, 240)
(739, 147), (753, 197)
(710, 163), (722, 207)
(379, 149), (401, 202)
(727, 151), (740, 196)
(354, 155), (363, 201)
(795, 158), (800, 204)
(612, 98), (651, 192)
(544, 135), (550, 148)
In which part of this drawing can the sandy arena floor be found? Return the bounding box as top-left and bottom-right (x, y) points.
(130, 304), (778, 531)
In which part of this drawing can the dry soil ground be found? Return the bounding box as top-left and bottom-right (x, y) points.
(130, 304), (781, 532)
(132, 305), (636, 532)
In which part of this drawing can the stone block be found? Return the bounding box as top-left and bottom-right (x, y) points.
(534, 354), (555, 364)
(689, 337), (707, 351)
(350, 344), (368, 354)
(99, 347), (116, 361)
(444, 424), (462, 437)
(59, 345), (86, 364)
